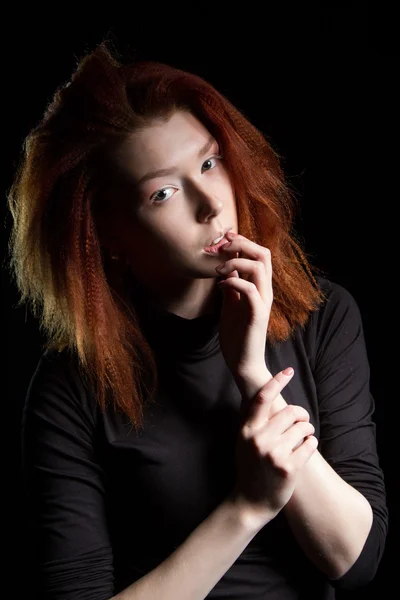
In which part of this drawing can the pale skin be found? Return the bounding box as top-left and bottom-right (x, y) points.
(216, 234), (374, 580)
(97, 109), (373, 582)
(96, 109), (239, 319)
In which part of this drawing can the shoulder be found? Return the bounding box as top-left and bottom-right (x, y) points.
(312, 275), (363, 326)
(28, 347), (85, 399)
(314, 275), (359, 307)
(24, 347), (98, 431)
(303, 276), (366, 367)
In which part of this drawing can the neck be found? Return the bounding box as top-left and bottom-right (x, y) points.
(128, 273), (223, 321)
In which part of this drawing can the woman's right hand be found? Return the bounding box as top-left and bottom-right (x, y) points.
(229, 368), (318, 529)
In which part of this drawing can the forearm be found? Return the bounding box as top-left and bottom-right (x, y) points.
(283, 448), (373, 580)
(111, 496), (268, 600)
(237, 367), (374, 581)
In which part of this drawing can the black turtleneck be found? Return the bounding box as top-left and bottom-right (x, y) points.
(129, 274), (224, 360)
(21, 276), (388, 599)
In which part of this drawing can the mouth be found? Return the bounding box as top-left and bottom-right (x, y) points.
(203, 228), (233, 254)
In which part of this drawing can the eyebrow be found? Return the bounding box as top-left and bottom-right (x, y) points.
(135, 135), (217, 187)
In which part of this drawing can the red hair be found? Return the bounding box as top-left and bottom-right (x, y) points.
(7, 40), (328, 431)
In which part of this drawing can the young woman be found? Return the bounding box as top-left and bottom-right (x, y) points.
(9, 41), (388, 599)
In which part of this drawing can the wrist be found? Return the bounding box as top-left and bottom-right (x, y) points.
(235, 367), (288, 416)
(225, 491), (275, 533)
(235, 366), (272, 403)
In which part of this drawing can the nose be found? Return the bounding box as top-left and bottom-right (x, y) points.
(189, 180), (223, 216)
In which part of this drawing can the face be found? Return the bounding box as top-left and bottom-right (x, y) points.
(96, 109), (238, 317)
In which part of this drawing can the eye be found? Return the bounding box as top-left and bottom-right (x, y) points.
(150, 187), (175, 204)
(202, 154), (223, 172)
(149, 154), (224, 204)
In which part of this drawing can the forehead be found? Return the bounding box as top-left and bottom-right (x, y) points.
(117, 111), (215, 178)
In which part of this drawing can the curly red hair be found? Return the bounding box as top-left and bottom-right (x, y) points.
(7, 39), (328, 431)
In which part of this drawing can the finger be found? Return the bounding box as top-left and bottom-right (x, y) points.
(242, 369), (295, 434)
(218, 268), (241, 305)
(218, 275), (259, 315)
(280, 421), (315, 453)
(217, 258), (266, 298)
(290, 435), (319, 470)
(217, 275), (270, 322)
(272, 404), (310, 432)
(225, 268), (240, 280)
(220, 235), (272, 303)
(265, 432), (318, 475)
(256, 404), (311, 445)
(223, 232), (270, 266)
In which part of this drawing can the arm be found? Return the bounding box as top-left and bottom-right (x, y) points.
(111, 496), (267, 600)
(237, 281), (388, 587)
(239, 368), (373, 581)
(282, 448), (373, 580)
(24, 352), (269, 600)
(22, 352), (115, 599)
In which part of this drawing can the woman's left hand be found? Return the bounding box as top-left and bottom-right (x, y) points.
(215, 231), (273, 393)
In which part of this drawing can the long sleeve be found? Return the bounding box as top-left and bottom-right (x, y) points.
(21, 350), (114, 600)
(311, 279), (389, 590)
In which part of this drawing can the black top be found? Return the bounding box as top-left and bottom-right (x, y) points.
(21, 276), (388, 599)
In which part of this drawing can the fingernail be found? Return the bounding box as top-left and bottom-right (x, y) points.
(283, 367), (294, 376)
(225, 231), (236, 238)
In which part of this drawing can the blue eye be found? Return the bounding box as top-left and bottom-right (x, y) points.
(150, 154), (224, 204)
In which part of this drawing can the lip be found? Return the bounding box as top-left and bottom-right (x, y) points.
(204, 227), (232, 248)
(203, 228), (233, 254)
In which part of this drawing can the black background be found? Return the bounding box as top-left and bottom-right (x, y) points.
(4, 5), (397, 598)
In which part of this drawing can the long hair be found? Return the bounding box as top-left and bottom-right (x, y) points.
(7, 40), (328, 432)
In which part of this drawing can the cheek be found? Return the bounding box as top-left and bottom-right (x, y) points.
(211, 169), (235, 200)
(221, 170), (236, 196)
(150, 227), (193, 261)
